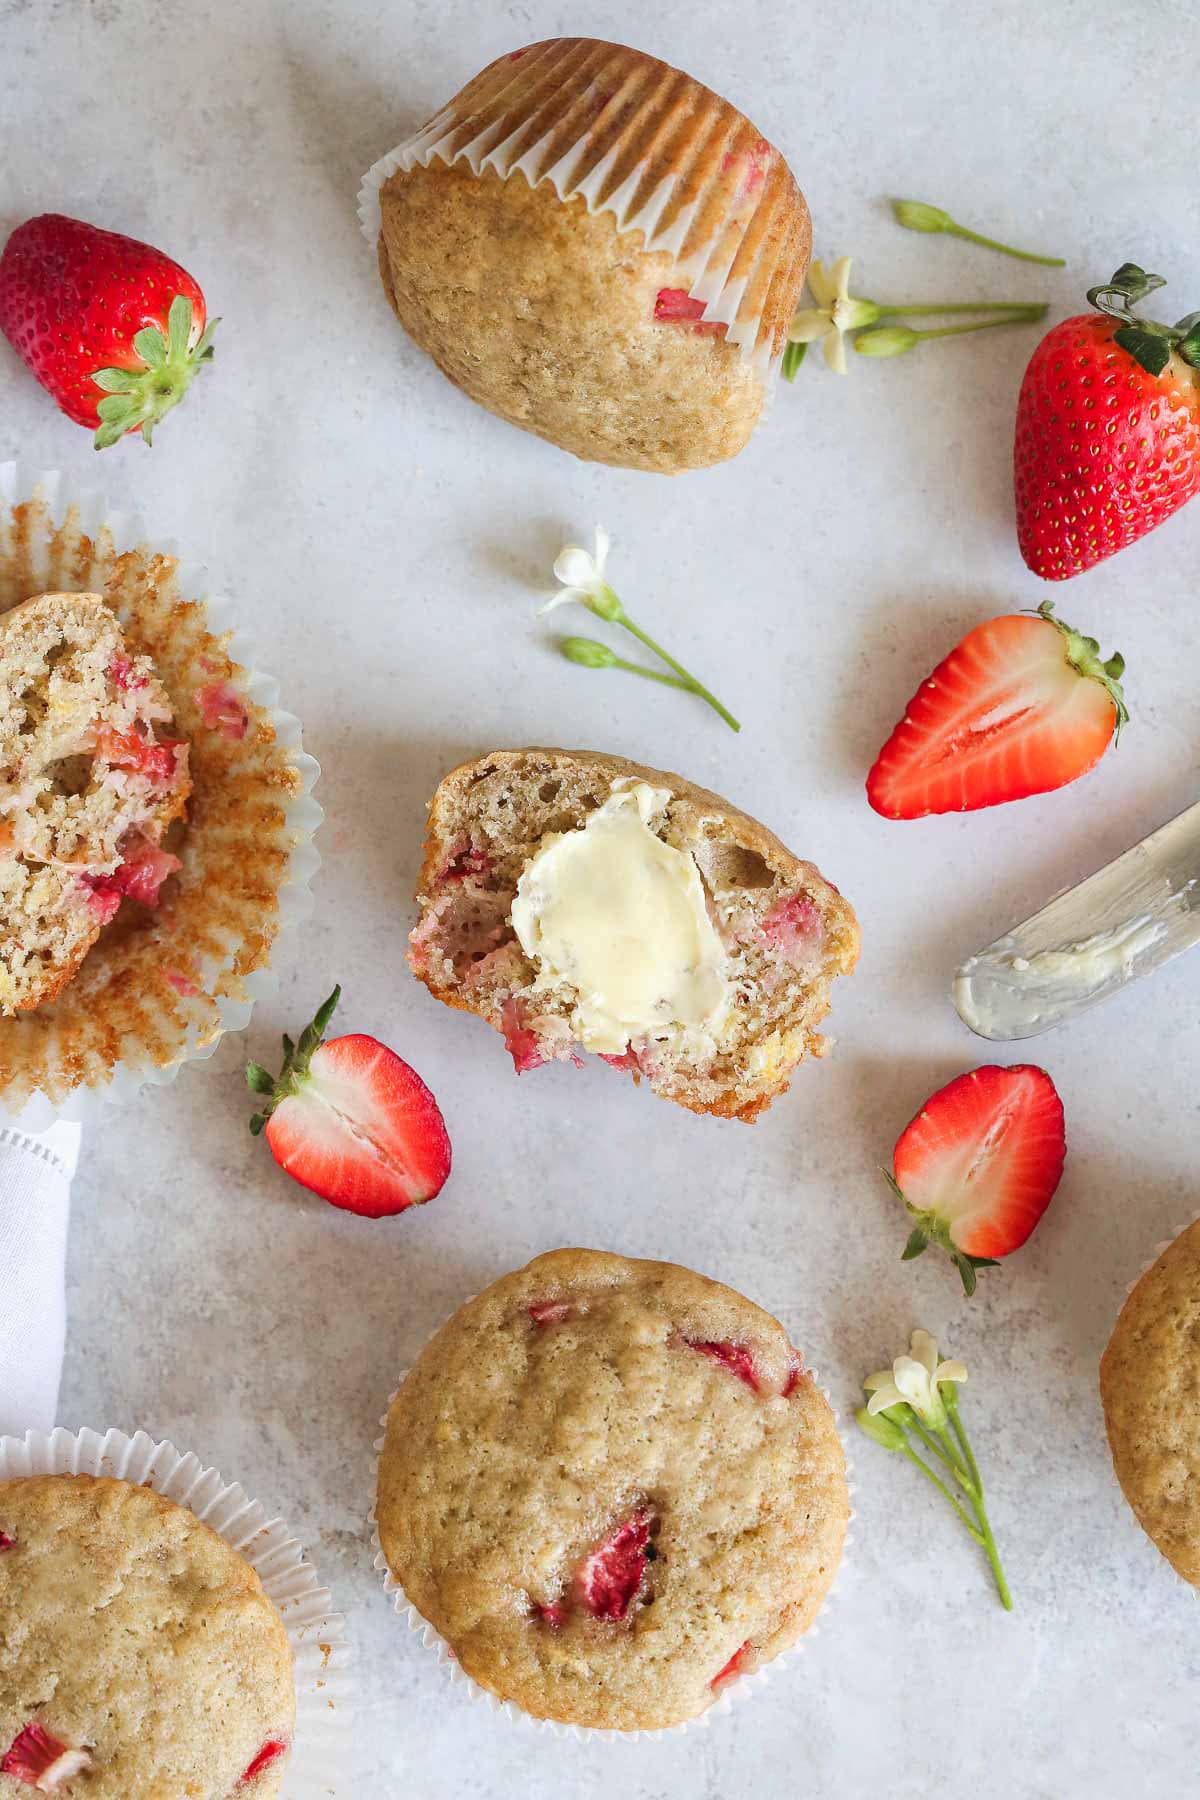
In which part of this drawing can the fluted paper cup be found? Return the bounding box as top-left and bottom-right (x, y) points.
(0, 1427), (352, 1798)
(358, 37), (810, 380)
(0, 463), (322, 1127)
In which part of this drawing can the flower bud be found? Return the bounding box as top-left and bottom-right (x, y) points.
(855, 1406), (907, 1451)
(892, 200), (952, 234)
(854, 326), (919, 358)
(560, 636), (616, 669)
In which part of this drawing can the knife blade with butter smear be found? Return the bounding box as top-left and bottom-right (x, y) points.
(954, 800), (1200, 1040)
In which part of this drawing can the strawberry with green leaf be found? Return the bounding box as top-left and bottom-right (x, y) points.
(0, 213), (217, 448)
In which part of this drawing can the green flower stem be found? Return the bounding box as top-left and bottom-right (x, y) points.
(873, 300), (1048, 317)
(608, 656), (698, 691)
(910, 310), (1045, 340)
(900, 1446), (986, 1544)
(617, 614), (741, 734)
(907, 1414), (973, 1487)
(946, 1401), (1013, 1612)
(944, 223), (1064, 267)
(948, 1402), (983, 1492)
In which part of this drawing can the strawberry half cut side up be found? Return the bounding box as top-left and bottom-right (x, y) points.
(1, 1724), (93, 1790)
(246, 986), (452, 1218)
(1015, 261), (1200, 580)
(571, 1509), (656, 1621)
(866, 601), (1128, 819)
(0, 214), (218, 449)
(888, 1065), (1067, 1295)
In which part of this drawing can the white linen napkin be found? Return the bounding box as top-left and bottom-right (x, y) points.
(0, 1122), (81, 1436)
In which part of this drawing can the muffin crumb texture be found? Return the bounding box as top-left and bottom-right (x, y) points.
(0, 1474), (295, 1797)
(377, 1249), (849, 1730)
(1101, 1218), (1200, 1586)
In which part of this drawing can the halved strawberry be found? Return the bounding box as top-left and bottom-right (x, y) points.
(888, 1065), (1066, 1294)
(570, 1510), (655, 1620)
(1, 1723), (92, 1790)
(246, 986), (451, 1218)
(867, 602), (1127, 818)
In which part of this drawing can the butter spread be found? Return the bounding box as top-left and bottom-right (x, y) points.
(954, 913), (1168, 1040)
(510, 781), (729, 1054)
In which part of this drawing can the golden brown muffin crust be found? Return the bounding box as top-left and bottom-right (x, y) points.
(0, 1474), (295, 1797)
(1100, 1219), (1200, 1585)
(377, 1250), (849, 1730)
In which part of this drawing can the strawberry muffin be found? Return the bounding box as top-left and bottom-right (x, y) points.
(0, 1474), (294, 1795)
(376, 1249), (848, 1730)
(0, 592), (190, 1015)
(1101, 1218), (1200, 1586)
(369, 39), (811, 473)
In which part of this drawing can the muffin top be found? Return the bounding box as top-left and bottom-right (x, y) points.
(0, 1474), (294, 1797)
(1101, 1218), (1200, 1585)
(377, 1248), (848, 1730)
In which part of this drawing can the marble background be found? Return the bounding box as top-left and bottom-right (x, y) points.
(3, 0), (1198, 1793)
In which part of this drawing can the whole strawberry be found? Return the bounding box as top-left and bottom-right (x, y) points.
(1015, 262), (1200, 579)
(0, 213), (217, 449)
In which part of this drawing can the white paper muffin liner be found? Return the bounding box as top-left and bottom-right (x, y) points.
(0, 1427), (352, 1797)
(0, 462), (322, 1128)
(366, 1297), (853, 1742)
(358, 39), (809, 381)
(1120, 1211), (1200, 1298)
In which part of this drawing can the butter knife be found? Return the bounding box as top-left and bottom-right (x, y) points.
(953, 800), (1200, 1040)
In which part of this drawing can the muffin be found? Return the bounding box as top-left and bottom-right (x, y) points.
(1100, 1217), (1200, 1585)
(0, 464), (320, 1118)
(368, 38), (811, 473)
(0, 592), (191, 1015)
(376, 1249), (849, 1730)
(0, 1473), (295, 1795)
(408, 748), (860, 1121)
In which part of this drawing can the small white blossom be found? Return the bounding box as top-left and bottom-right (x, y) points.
(787, 257), (877, 374)
(864, 1328), (968, 1426)
(541, 526), (612, 615)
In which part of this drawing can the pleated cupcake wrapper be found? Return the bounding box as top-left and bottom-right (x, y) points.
(0, 463), (322, 1127)
(1121, 1211), (1200, 1299)
(366, 1306), (853, 1742)
(0, 1428), (352, 1798)
(358, 38), (809, 381)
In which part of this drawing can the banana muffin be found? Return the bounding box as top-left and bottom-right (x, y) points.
(376, 1249), (848, 1730)
(0, 1474), (294, 1796)
(1101, 1218), (1200, 1586)
(371, 38), (811, 473)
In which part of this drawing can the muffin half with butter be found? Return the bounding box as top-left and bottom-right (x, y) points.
(408, 749), (859, 1121)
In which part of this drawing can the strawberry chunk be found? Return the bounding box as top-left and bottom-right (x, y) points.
(599, 1048), (639, 1072)
(108, 654), (146, 692)
(195, 679), (249, 741)
(501, 997), (544, 1074)
(711, 1638), (753, 1687)
(165, 968), (199, 997)
(653, 288), (727, 335)
(94, 723), (184, 785)
(532, 1600), (566, 1630)
(760, 893), (822, 964)
(238, 1740), (288, 1787)
(571, 1510), (655, 1621)
(1, 1724), (93, 1790)
(85, 839), (180, 913)
(440, 842), (492, 883)
(781, 1362), (806, 1398)
(0, 1531), (13, 1551)
(686, 1339), (763, 1393)
(529, 1299), (573, 1327)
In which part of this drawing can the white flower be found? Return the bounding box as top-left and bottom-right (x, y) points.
(540, 526), (612, 615)
(787, 257), (877, 374)
(864, 1328), (968, 1425)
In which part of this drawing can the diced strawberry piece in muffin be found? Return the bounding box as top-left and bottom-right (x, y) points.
(782, 1362), (806, 1398)
(93, 723), (185, 786)
(111, 839), (181, 907)
(761, 892), (823, 964)
(532, 1600), (567, 1630)
(571, 1510), (655, 1621)
(108, 653), (146, 692)
(686, 1338), (763, 1393)
(78, 876), (122, 924)
(195, 679), (250, 741)
(238, 1740), (288, 1786)
(1, 1723), (93, 1790)
(598, 1048), (640, 1072)
(0, 1531), (13, 1551)
(653, 288), (727, 334)
(501, 997), (545, 1074)
(711, 1638), (753, 1687)
(165, 968), (200, 996)
(529, 1300), (573, 1327)
(440, 842), (492, 883)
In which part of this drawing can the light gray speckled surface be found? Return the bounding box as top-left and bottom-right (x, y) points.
(3, 0), (1199, 1793)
